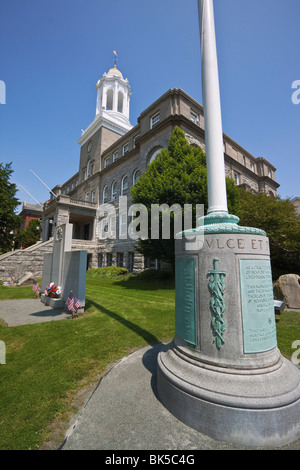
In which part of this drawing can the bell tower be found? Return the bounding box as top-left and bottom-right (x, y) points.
(95, 52), (132, 134)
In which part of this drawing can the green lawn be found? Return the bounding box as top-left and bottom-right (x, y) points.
(0, 278), (299, 450)
(0, 277), (175, 450)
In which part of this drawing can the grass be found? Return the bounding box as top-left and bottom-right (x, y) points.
(0, 277), (175, 450)
(0, 277), (299, 450)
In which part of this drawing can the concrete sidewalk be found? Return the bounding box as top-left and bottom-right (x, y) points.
(0, 299), (71, 326)
(60, 342), (300, 451)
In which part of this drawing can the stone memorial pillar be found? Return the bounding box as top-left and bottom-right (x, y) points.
(157, 0), (300, 447)
(41, 223), (87, 310)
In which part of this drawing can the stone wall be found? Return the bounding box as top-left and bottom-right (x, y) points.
(0, 239), (54, 281)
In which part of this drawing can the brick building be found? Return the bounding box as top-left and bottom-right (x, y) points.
(41, 62), (279, 273)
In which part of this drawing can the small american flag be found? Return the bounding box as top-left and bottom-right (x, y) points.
(65, 291), (81, 314)
(32, 280), (41, 296)
(65, 291), (75, 312)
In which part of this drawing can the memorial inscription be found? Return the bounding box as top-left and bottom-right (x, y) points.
(240, 259), (277, 353)
(175, 257), (197, 346)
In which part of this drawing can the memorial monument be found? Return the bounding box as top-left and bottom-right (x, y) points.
(41, 223), (87, 311)
(157, 0), (300, 447)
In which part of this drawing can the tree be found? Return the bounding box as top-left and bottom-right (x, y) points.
(16, 218), (42, 249)
(131, 127), (240, 269)
(0, 163), (20, 254)
(238, 189), (300, 279)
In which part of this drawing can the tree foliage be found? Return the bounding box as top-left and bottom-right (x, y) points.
(0, 162), (20, 254)
(16, 218), (42, 249)
(131, 127), (240, 268)
(238, 189), (300, 278)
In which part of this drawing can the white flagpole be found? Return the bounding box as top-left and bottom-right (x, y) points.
(18, 184), (44, 208)
(198, 0), (228, 214)
(30, 169), (57, 199)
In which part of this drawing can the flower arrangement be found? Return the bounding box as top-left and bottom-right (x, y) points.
(45, 282), (62, 298)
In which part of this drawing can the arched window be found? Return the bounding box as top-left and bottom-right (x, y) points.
(117, 91), (123, 113)
(106, 89), (113, 110)
(87, 160), (93, 178)
(102, 185), (109, 203)
(121, 175), (128, 195)
(132, 169), (141, 186)
(111, 181), (118, 200)
(149, 148), (162, 165)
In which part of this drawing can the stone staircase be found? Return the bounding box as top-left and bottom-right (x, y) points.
(0, 239), (54, 281)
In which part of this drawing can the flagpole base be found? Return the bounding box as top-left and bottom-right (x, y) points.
(157, 343), (300, 447)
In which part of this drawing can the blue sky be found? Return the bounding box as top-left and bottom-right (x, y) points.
(0, 0), (299, 212)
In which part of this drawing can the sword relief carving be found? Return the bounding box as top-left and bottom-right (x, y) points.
(207, 257), (226, 349)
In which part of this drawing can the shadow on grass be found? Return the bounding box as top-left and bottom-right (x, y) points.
(111, 279), (175, 291)
(86, 298), (159, 345)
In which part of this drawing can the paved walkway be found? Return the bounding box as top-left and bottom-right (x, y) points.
(1, 300), (300, 450)
(0, 299), (70, 326)
(60, 342), (300, 451)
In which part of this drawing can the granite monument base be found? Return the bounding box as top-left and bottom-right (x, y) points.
(157, 228), (300, 447)
(41, 294), (64, 309)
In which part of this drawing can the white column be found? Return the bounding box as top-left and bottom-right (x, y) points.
(198, 0), (228, 214)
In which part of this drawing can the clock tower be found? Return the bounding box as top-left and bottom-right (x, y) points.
(95, 55), (132, 135)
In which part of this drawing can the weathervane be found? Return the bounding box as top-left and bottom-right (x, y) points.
(113, 50), (118, 67)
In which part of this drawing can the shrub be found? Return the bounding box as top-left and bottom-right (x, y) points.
(86, 266), (129, 279)
(133, 269), (173, 282)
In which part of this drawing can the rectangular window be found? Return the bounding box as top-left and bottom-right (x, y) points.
(98, 254), (103, 268)
(119, 212), (127, 238)
(85, 192), (89, 202)
(113, 150), (118, 162)
(122, 143), (129, 156)
(233, 172), (240, 185)
(104, 157), (109, 168)
(190, 111), (200, 125)
(145, 257), (160, 270)
(108, 215), (116, 237)
(128, 252), (134, 273)
(150, 112), (160, 129)
(91, 190), (95, 203)
(250, 162), (255, 172)
(106, 253), (112, 266)
(133, 135), (140, 148)
(117, 252), (124, 267)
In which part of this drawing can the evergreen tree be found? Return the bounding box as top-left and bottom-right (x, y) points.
(0, 163), (20, 254)
(131, 127), (240, 269)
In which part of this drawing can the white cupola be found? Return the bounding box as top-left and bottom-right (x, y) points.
(95, 53), (132, 134)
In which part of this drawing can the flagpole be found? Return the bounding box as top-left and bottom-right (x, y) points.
(198, 0), (228, 214)
(30, 170), (57, 199)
